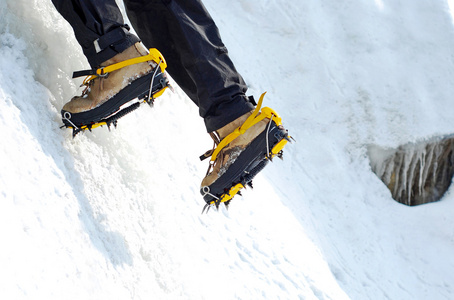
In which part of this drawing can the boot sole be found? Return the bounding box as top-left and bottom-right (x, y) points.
(61, 70), (168, 128)
(200, 120), (289, 205)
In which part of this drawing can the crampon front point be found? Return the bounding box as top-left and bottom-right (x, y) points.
(60, 48), (171, 137)
(200, 92), (293, 213)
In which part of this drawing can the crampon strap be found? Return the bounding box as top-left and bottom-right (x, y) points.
(72, 48), (167, 85)
(62, 48), (170, 137)
(208, 92), (283, 163)
(200, 92), (292, 212)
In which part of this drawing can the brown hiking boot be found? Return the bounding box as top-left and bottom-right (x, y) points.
(62, 42), (155, 113)
(61, 44), (170, 136)
(201, 111), (263, 186)
(200, 93), (291, 210)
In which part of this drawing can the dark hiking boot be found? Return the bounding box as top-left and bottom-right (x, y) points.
(200, 92), (292, 212)
(61, 43), (169, 135)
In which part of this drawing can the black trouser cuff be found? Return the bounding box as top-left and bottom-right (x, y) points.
(83, 26), (141, 68)
(204, 94), (255, 132)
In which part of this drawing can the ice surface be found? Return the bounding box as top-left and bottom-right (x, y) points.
(1, 0), (454, 299)
(369, 135), (454, 205)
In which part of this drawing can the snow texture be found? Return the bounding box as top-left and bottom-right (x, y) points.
(1, 0), (454, 299)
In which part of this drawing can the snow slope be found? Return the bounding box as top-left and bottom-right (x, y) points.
(1, 0), (454, 299)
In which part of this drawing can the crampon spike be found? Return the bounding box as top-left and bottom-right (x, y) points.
(202, 203), (211, 214)
(224, 200), (231, 210)
(201, 200), (232, 214)
(72, 128), (82, 138)
(146, 96), (154, 107)
(277, 150), (284, 160)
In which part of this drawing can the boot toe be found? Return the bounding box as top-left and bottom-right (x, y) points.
(62, 96), (93, 114)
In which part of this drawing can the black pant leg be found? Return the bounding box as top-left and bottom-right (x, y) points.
(124, 0), (254, 132)
(52, 0), (139, 68)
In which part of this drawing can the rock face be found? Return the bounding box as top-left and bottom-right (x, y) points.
(368, 136), (454, 206)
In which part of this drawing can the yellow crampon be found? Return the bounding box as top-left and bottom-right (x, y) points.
(209, 92), (288, 164)
(202, 182), (245, 213)
(75, 48), (168, 104)
(80, 48), (167, 85)
(63, 48), (170, 136)
(203, 92), (292, 210)
(219, 183), (245, 202)
(77, 121), (106, 132)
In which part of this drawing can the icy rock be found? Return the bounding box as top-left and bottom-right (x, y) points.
(368, 135), (454, 206)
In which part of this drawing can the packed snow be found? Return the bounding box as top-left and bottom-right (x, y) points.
(1, 0), (454, 299)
